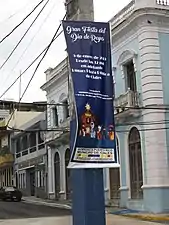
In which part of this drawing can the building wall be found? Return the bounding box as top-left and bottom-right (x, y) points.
(110, 2), (169, 212)
(159, 32), (169, 166)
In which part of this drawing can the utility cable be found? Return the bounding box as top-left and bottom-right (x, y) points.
(1, 0), (57, 88)
(0, 0), (45, 44)
(0, 29), (63, 99)
(19, 16), (66, 101)
(6, 13), (67, 128)
(0, 0), (50, 70)
(2, 124), (169, 134)
(0, 0), (40, 26)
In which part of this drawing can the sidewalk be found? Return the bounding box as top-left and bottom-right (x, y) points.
(0, 214), (164, 225)
(22, 196), (169, 223)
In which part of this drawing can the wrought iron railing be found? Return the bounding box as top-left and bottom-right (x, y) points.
(156, 0), (169, 5)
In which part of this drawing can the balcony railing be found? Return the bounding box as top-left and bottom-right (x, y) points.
(157, 0), (169, 5)
(110, 0), (169, 29)
(16, 143), (45, 158)
(110, 0), (135, 27)
(114, 90), (139, 114)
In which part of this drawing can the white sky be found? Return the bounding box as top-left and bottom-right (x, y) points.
(0, 0), (131, 102)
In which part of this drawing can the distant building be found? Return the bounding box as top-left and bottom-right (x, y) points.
(12, 112), (47, 198)
(0, 100), (46, 188)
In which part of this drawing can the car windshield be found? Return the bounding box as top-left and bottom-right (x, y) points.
(5, 187), (15, 192)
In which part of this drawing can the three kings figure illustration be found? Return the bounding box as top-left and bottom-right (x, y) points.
(79, 103), (97, 138)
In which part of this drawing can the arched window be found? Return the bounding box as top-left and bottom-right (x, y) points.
(128, 127), (143, 199)
(109, 137), (120, 200)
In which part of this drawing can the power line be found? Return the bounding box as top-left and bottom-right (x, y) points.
(1, 0), (58, 88)
(2, 123), (169, 134)
(0, 0), (46, 45)
(0, 0), (50, 70)
(6, 13), (67, 129)
(0, 0), (40, 26)
(19, 15), (66, 102)
(0, 29), (63, 99)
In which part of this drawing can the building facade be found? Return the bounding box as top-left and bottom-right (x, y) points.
(41, 59), (71, 200)
(13, 112), (47, 198)
(0, 100), (46, 188)
(41, 0), (169, 213)
(105, 0), (169, 213)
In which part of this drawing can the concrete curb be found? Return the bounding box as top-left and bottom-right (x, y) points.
(22, 199), (71, 210)
(22, 198), (108, 214)
(121, 214), (169, 222)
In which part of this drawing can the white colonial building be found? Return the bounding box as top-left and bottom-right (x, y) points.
(41, 58), (71, 200)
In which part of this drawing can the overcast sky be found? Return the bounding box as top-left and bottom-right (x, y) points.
(0, 0), (131, 102)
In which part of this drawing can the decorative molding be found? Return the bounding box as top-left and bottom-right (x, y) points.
(117, 49), (137, 66)
(142, 185), (169, 189)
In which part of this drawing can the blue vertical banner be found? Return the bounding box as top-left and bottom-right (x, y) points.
(63, 21), (119, 168)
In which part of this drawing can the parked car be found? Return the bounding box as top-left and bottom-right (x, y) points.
(0, 187), (22, 202)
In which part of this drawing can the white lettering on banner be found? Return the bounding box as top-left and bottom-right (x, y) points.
(65, 25), (107, 43)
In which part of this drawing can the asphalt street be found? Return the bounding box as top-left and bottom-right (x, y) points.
(0, 200), (71, 220)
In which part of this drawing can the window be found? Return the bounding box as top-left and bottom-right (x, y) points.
(109, 137), (120, 199)
(52, 107), (58, 126)
(62, 99), (69, 120)
(128, 127), (143, 199)
(124, 60), (137, 92)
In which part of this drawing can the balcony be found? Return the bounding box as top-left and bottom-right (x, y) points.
(114, 90), (141, 122)
(15, 143), (46, 163)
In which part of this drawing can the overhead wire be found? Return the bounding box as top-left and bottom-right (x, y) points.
(0, 0), (40, 26)
(0, 0), (46, 44)
(0, 29), (63, 99)
(19, 16), (66, 101)
(1, 0), (57, 88)
(0, 0), (50, 71)
(6, 13), (67, 129)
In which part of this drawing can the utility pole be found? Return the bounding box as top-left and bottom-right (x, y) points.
(64, 1), (106, 225)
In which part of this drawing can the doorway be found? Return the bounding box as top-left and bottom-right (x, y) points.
(30, 170), (35, 196)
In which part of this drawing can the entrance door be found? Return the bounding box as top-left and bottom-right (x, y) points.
(30, 170), (35, 196)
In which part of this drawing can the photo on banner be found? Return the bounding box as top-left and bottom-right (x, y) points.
(63, 21), (120, 168)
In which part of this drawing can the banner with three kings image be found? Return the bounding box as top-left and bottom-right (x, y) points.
(63, 20), (120, 168)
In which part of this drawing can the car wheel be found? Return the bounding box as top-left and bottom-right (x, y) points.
(16, 197), (21, 202)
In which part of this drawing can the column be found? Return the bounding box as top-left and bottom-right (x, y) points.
(36, 132), (39, 151)
(59, 149), (66, 200)
(47, 146), (55, 199)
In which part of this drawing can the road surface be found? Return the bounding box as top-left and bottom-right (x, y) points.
(0, 200), (71, 220)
